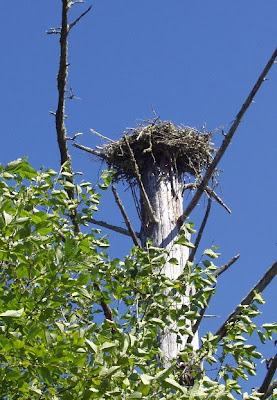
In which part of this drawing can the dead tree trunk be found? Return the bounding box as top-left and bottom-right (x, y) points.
(75, 121), (213, 366)
(140, 160), (199, 366)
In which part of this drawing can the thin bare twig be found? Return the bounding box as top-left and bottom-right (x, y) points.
(205, 187), (231, 214)
(89, 218), (139, 237)
(189, 254), (239, 341)
(188, 198), (212, 262)
(124, 135), (157, 224)
(111, 185), (141, 247)
(215, 260), (277, 340)
(215, 254), (240, 278)
(183, 183), (231, 214)
(90, 129), (114, 143)
(68, 5), (92, 31)
(72, 143), (108, 160)
(182, 47), (277, 221)
(259, 352), (277, 399)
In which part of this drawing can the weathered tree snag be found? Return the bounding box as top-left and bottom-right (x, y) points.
(139, 160), (199, 365)
(75, 120), (213, 364)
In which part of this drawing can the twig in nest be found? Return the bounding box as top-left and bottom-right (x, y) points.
(182, 46), (277, 221)
(124, 135), (157, 224)
(112, 185), (141, 247)
(214, 260), (277, 341)
(89, 218), (140, 238)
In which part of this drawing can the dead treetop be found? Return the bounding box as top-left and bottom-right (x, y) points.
(100, 121), (214, 181)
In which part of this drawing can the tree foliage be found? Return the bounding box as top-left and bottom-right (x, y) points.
(0, 158), (276, 399)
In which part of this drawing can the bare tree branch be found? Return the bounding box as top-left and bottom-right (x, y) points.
(188, 254), (238, 342)
(111, 185), (141, 247)
(55, 0), (80, 233)
(93, 283), (113, 321)
(124, 135), (157, 224)
(56, 0), (70, 167)
(215, 254), (240, 278)
(182, 46), (277, 221)
(215, 260), (277, 340)
(262, 378), (277, 400)
(188, 198), (212, 262)
(259, 353), (277, 399)
(183, 183), (231, 214)
(89, 218), (139, 237)
(68, 5), (92, 32)
(72, 143), (108, 160)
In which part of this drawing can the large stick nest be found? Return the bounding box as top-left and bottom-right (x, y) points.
(102, 120), (215, 181)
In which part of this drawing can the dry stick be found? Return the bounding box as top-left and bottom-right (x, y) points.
(184, 183), (231, 214)
(215, 260), (277, 340)
(90, 129), (114, 143)
(68, 5), (92, 31)
(205, 187), (231, 214)
(56, 0), (70, 167)
(123, 135), (157, 224)
(55, 0), (80, 234)
(262, 379), (277, 400)
(259, 352), (277, 399)
(188, 198), (212, 262)
(55, 1), (112, 322)
(189, 254), (240, 341)
(89, 218), (139, 237)
(111, 185), (141, 247)
(93, 283), (113, 321)
(182, 46), (277, 221)
(72, 143), (107, 160)
(215, 254), (240, 278)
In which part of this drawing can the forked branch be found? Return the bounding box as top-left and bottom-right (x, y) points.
(182, 46), (277, 220)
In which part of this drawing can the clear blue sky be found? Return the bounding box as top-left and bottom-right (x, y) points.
(1, 1), (277, 394)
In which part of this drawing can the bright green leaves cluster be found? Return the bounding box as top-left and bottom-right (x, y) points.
(0, 159), (274, 399)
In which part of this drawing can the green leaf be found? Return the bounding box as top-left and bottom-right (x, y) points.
(164, 377), (186, 393)
(0, 308), (24, 318)
(204, 248), (221, 258)
(127, 392), (143, 399)
(2, 211), (13, 225)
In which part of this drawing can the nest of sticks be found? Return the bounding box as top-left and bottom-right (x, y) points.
(101, 120), (214, 181)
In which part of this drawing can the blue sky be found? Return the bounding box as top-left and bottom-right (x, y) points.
(1, 1), (277, 394)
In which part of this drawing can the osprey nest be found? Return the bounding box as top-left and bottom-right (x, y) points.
(101, 120), (214, 181)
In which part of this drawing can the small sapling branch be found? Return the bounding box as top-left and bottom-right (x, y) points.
(112, 185), (141, 247)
